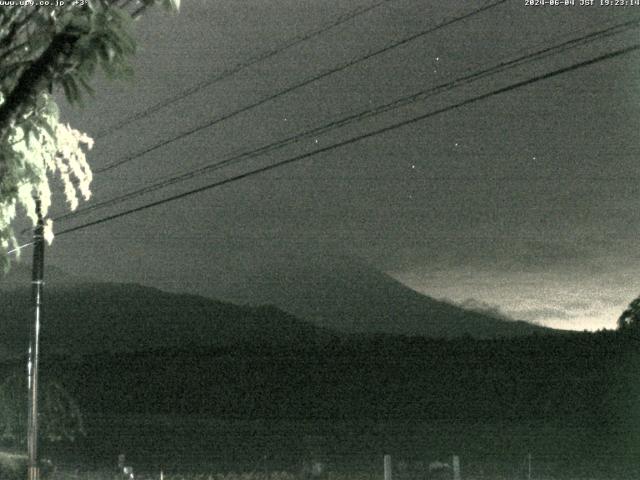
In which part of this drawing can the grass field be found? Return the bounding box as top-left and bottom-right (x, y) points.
(43, 467), (640, 480)
(3, 415), (639, 480)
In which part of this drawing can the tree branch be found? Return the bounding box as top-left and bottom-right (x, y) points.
(0, 8), (40, 52)
(0, 30), (78, 140)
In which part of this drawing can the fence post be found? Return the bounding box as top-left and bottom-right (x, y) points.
(452, 455), (460, 480)
(384, 454), (392, 480)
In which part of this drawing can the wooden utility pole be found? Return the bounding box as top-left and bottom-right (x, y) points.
(27, 198), (44, 480)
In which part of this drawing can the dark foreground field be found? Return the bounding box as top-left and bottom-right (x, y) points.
(3, 330), (640, 479)
(34, 415), (640, 480)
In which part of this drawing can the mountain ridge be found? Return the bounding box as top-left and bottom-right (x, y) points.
(0, 257), (555, 361)
(219, 254), (554, 338)
(0, 279), (338, 360)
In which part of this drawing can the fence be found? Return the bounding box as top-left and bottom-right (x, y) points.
(47, 452), (640, 480)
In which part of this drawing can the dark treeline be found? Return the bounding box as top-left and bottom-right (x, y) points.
(11, 329), (636, 427)
(3, 329), (640, 472)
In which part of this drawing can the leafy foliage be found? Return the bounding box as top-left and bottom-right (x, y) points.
(0, 1), (178, 271)
(0, 371), (85, 444)
(618, 295), (640, 330)
(0, 451), (53, 480)
(0, 92), (93, 269)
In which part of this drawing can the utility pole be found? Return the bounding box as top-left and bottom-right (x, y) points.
(27, 198), (44, 480)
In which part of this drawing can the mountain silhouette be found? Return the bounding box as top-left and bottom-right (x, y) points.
(0, 264), (337, 360)
(219, 254), (554, 338)
(0, 256), (554, 361)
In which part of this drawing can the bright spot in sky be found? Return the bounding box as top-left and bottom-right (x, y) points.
(411, 164), (416, 169)
(390, 269), (633, 332)
(435, 57), (440, 61)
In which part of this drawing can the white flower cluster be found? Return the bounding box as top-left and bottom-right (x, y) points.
(0, 93), (93, 266)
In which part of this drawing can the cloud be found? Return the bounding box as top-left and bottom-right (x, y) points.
(455, 298), (514, 321)
(375, 237), (593, 275)
(509, 307), (582, 322)
(557, 294), (632, 311)
(455, 299), (594, 325)
(508, 298), (626, 327)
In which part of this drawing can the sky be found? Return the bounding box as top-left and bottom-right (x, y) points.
(10, 0), (640, 331)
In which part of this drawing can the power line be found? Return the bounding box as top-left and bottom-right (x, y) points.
(7, 242), (32, 255)
(47, 43), (640, 241)
(95, 0), (394, 139)
(55, 17), (640, 223)
(94, 0), (508, 174)
(10, 0), (509, 210)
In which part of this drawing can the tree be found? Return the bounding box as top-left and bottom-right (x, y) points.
(0, 371), (84, 445)
(0, 0), (179, 272)
(617, 295), (640, 330)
